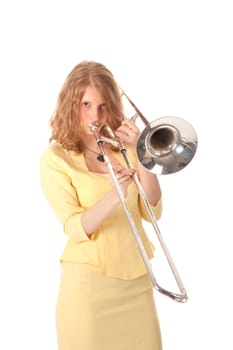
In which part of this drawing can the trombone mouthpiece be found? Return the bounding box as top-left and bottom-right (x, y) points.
(89, 121), (100, 133)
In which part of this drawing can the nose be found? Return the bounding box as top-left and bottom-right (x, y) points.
(88, 107), (100, 123)
(89, 107), (104, 125)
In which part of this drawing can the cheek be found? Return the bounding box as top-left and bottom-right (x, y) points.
(79, 115), (93, 134)
(79, 111), (88, 126)
(99, 111), (109, 125)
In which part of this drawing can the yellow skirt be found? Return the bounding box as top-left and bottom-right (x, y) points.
(56, 262), (162, 350)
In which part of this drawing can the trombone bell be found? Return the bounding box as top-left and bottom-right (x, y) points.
(137, 116), (198, 175)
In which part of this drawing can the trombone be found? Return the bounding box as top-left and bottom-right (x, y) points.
(89, 91), (198, 303)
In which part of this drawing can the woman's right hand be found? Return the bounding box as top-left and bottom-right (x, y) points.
(111, 164), (135, 198)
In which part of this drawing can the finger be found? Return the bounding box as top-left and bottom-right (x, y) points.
(121, 120), (139, 133)
(116, 169), (135, 179)
(116, 125), (139, 143)
(113, 165), (124, 174)
(117, 174), (133, 184)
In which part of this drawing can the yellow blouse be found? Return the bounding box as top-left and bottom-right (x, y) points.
(40, 143), (162, 280)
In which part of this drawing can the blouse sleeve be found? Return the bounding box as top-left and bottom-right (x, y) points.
(127, 149), (163, 221)
(138, 195), (162, 221)
(40, 148), (90, 242)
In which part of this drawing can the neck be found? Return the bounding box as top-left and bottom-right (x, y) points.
(82, 135), (98, 151)
(82, 142), (105, 163)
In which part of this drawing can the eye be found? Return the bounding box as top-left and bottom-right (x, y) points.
(81, 101), (90, 108)
(99, 103), (106, 111)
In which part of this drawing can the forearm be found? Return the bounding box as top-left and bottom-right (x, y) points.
(81, 190), (120, 236)
(137, 161), (161, 206)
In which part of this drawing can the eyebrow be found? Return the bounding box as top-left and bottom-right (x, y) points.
(81, 99), (106, 105)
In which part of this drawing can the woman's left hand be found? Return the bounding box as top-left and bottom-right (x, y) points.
(115, 119), (140, 150)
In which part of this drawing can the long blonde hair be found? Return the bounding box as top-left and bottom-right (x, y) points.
(49, 60), (125, 153)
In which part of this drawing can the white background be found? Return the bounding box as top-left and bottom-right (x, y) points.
(0, 0), (232, 349)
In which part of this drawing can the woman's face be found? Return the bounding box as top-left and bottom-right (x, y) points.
(79, 85), (108, 135)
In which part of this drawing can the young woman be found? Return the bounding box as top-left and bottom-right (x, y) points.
(40, 60), (163, 350)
